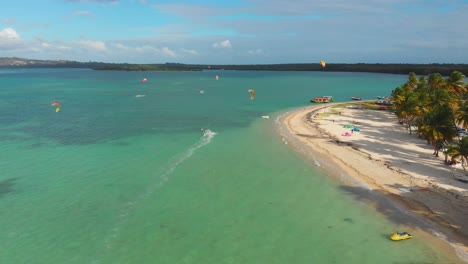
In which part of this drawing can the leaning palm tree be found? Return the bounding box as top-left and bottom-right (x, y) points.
(446, 71), (467, 97)
(422, 104), (457, 157)
(455, 100), (468, 129)
(393, 90), (421, 134)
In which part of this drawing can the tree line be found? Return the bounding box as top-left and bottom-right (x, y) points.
(1, 57), (467, 76)
(391, 71), (468, 167)
(94, 63), (468, 76)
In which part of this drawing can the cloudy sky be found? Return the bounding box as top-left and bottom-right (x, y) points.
(1, 0), (468, 64)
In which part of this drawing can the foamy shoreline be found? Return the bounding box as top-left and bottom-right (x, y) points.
(276, 103), (468, 263)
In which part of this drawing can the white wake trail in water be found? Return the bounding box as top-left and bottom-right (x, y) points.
(99, 129), (217, 256)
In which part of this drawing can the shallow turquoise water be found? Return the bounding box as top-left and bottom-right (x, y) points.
(0, 69), (459, 263)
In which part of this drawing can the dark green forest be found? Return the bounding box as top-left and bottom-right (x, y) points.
(1, 57), (467, 76)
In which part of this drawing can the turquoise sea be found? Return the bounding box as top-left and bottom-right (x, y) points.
(0, 69), (461, 263)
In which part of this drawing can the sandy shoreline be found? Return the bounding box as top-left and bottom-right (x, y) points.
(277, 103), (468, 263)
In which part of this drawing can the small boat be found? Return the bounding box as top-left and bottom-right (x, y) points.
(351, 97), (362, 101)
(311, 96), (334, 103)
(261, 115), (270, 119)
(390, 232), (412, 241)
(135, 94), (146, 98)
(452, 173), (468, 183)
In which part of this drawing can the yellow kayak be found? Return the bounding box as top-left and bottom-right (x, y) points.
(390, 232), (412, 241)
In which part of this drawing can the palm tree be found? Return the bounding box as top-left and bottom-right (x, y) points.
(428, 73), (446, 92)
(455, 100), (468, 129)
(392, 89), (421, 134)
(446, 71), (466, 96)
(449, 137), (468, 170)
(422, 104), (457, 157)
(443, 144), (458, 164)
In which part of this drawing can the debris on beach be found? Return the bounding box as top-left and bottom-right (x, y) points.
(342, 132), (352, 137)
(398, 187), (412, 193)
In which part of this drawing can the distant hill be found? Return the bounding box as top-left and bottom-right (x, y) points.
(0, 57), (107, 68)
(1, 57), (467, 76)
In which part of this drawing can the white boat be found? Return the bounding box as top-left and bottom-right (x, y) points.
(452, 173), (468, 183)
(261, 115), (270, 119)
(135, 94), (146, 97)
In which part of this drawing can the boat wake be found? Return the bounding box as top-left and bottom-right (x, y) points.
(99, 129), (217, 254)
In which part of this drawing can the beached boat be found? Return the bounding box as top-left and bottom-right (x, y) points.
(351, 97), (362, 101)
(311, 96), (334, 103)
(390, 232), (412, 241)
(452, 173), (468, 183)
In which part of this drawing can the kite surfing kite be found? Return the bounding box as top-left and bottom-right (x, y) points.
(248, 89), (256, 100)
(51, 101), (61, 112)
(141, 78), (147, 83)
(320, 60), (326, 68)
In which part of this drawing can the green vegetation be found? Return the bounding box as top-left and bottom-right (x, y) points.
(391, 71), (468, 167)
(1, 57), (467, 76)
(93, 63), (468, 76)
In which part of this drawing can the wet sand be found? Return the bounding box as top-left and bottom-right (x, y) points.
(277, 103), (468, 263)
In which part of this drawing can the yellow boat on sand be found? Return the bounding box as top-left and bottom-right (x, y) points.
(390, 232), (412, 241)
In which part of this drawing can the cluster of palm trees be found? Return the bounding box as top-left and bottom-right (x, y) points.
(391, 71), (468, 169)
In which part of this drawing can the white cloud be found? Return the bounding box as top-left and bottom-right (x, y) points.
(112, 43), (178, 57)
(181, 48), (199, 55)
(135, 45), (158, 53)
(113, 43), (130, 50)
(212, 40), (231, 48)
(248, 48), (263, 55)
(73, 11), (93, 16)
(0, 27), (20, 40)
(79, 40), (107, 51)
(57, 45), (72, 51)
(161, 47), (176, 57)
(0, 28), (21, 48)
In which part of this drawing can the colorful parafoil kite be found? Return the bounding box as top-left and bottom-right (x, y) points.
(320, 60), (326, 68)
(141, 78), (147, 83)
(51, 101), (61, 112)
(248, 89), (256, 100)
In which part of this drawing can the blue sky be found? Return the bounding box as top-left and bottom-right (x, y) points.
(1, 0), (468, 64)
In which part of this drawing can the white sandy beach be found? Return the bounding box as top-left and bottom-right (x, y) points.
(279, 103), (468, 263)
